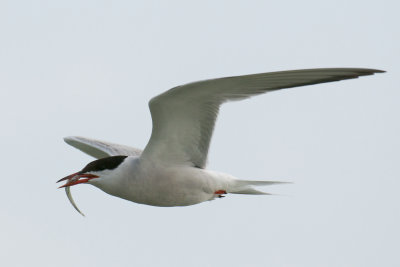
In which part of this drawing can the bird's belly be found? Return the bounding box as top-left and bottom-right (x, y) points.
(108, 172), (215, 207)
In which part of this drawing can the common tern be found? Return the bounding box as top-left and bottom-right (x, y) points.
(58, 68), (384, 215)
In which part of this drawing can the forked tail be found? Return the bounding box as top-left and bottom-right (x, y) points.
(229, 180), (290, 195)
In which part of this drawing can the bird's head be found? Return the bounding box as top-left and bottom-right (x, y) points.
(57, 155), (128, 188)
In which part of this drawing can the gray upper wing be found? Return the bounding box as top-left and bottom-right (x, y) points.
(141, 68), (384, 168)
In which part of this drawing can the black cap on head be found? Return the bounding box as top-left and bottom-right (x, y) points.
(80, 156), (128, 173)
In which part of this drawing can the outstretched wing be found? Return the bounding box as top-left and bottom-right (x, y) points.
(141, 68), (383, 168)
(64, 136), (142, 159)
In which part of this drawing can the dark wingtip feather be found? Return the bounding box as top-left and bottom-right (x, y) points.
(357, 68), (386, 75)
(375, 69), (386, 73)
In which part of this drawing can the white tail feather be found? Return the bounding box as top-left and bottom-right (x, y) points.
(229, 180), (291, 195)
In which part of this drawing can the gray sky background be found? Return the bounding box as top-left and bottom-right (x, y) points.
(1, 1), (398, 267)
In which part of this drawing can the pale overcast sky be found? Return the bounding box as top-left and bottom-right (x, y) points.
(1, 1), (399, 267)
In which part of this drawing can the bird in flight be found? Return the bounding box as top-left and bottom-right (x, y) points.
(58, 68), (384, 215)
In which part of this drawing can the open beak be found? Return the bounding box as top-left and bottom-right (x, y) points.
(57, 172), (99, 188)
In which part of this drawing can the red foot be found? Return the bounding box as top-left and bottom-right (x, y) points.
(214, 190), (227, 195)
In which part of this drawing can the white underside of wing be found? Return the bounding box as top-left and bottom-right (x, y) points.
(141, 68), (383, 168)
(64, 136), (142, 159)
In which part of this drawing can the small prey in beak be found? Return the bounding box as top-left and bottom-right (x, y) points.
(57, 173), (99, 216)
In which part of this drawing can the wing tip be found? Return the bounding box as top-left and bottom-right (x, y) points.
(356, 68), (386, 75)
(64, 136), (83, 145)
(63, 136), (74, 144)
(374, 69), (386, 73)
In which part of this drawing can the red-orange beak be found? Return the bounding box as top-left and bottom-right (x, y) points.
(57, 172), (99, 188)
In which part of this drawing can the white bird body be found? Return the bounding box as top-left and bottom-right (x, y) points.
(88, 155), (270, 207)
(58, 68), (384, 214)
